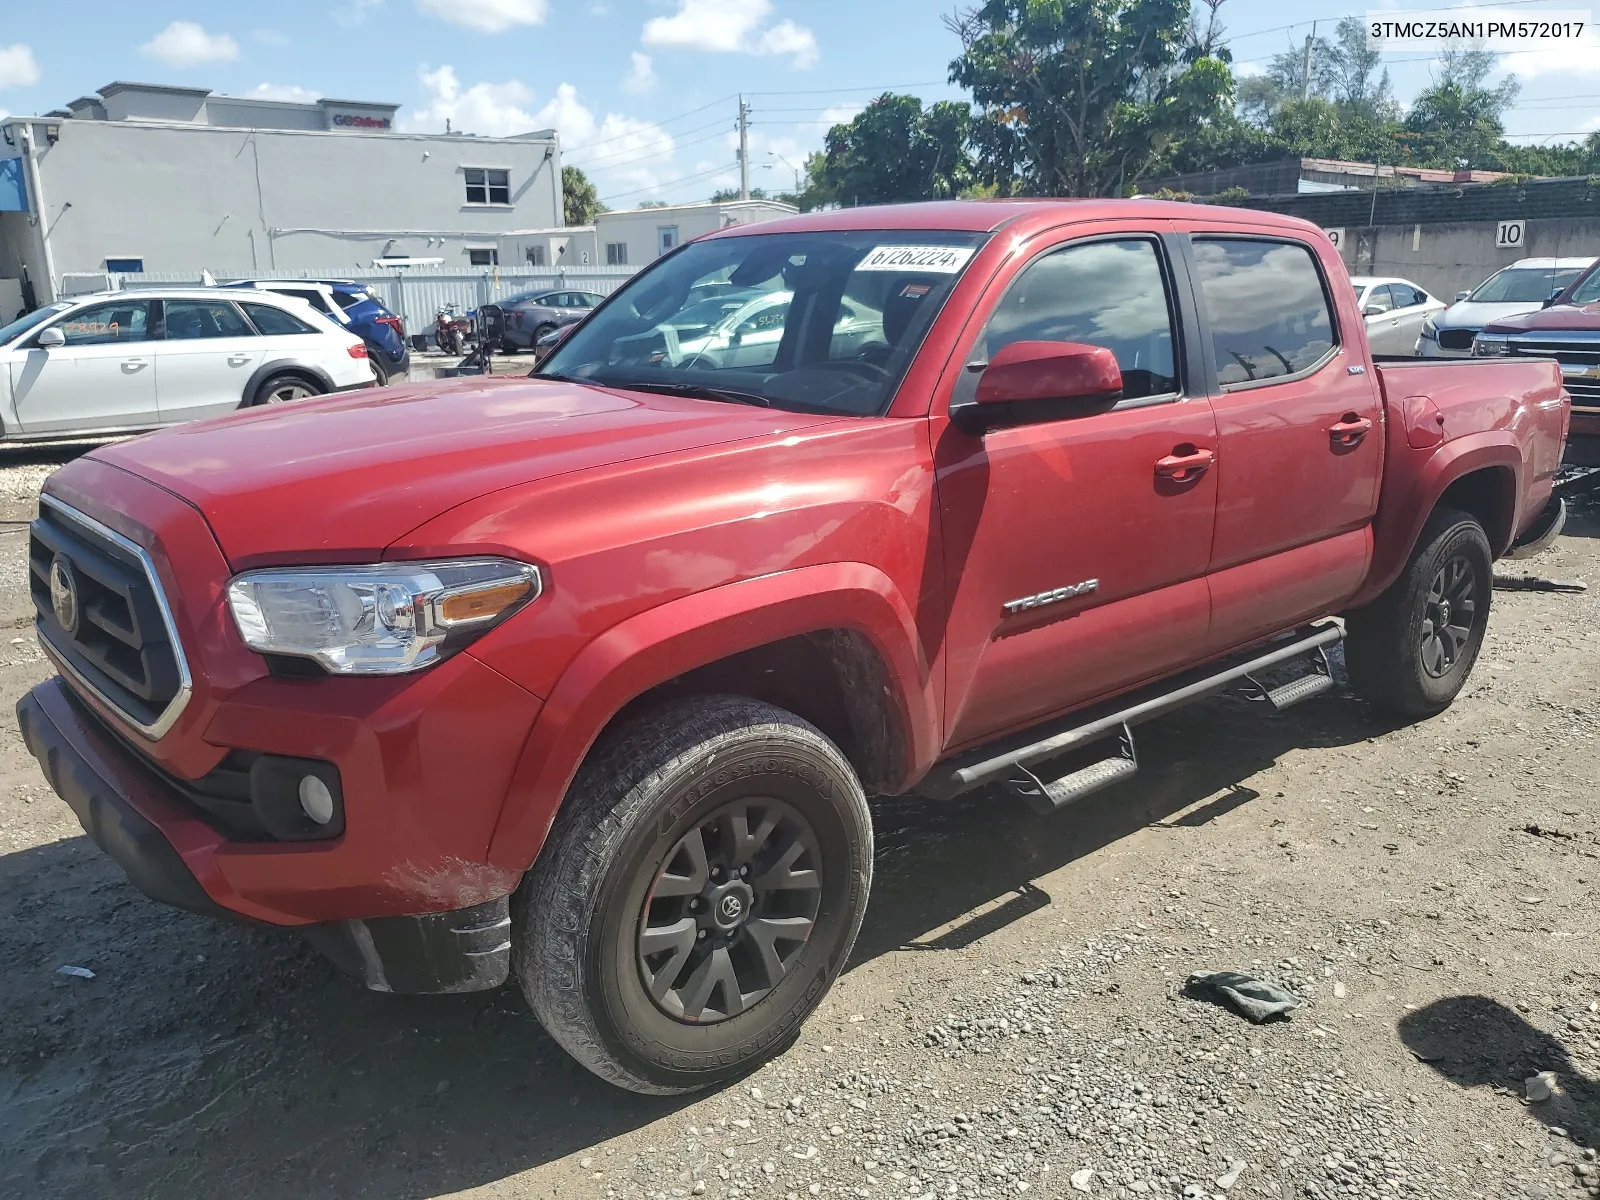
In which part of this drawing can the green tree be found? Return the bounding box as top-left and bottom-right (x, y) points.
(948, 0), (1234, 197)
(1405, 51), (1521, 169)
(813, 93), (974, 206)
(562, 165), (604, 226)
(1324, 16), (1395, 119)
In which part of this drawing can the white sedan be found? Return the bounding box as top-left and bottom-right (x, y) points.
(1349, 276), (1446, 355)
(0, 288), (376, 441)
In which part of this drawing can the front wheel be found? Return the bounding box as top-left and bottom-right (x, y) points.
(514, 695), (872, 1094)
(1345, 506), (1492, 718)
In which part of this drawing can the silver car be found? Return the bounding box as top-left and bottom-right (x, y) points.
(1417, 257), (1596, 357)
(1349, 276), (1446, 355)
(499, 288), (607, 350)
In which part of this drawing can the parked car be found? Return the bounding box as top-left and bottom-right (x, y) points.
(0, 288), (373, 440)
(223, 280), (408, 384)
(1418, 257), (1595, 357)
(615, 289), (884, 369)
(498, 288), (606, 350)
(1474, 257), (1600, 463)
(1348, 275), (1446, 354)
(17, 203), (1567, 1098)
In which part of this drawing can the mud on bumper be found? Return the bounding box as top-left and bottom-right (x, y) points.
(16, 677), (512, 995)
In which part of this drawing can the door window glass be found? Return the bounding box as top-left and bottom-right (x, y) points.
(981, 238), (1178, 399)
(56, 301), (153, 346)
(1191, 239), (1336, 386)
(1393, 284), (1425, 308)
(1364, 285), (1395, 314)
(242, 303), (317, 336)
(163, 300), (254, 340)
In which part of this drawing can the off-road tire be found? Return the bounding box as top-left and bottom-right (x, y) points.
(1345, 505), (1492, 718)
(513, 695), (873, 1095)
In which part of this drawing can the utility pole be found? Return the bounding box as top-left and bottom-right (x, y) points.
(1301, 22), (1317, 100)
(737, 97), (751, 201)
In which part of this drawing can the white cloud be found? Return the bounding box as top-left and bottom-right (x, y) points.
(252, 28), (291, 46)
(0, 44), (40, 89)
(1507, 37), (1600, 79)
(622, 52), (658, 95)
(139, 21), (240, 68)
(416, 0), (548, 33)
(643, 0), (818, 68)
(819, 103), (862, 127)
(247, 83), (323, 103)
(408, 65), (542, 136)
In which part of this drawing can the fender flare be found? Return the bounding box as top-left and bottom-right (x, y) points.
(483, 561), (939, 873)
(239, 359), (336, 407)
(1349, 431), (1523, 609)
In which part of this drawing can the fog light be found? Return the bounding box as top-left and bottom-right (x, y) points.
(299, 775), (336, 825)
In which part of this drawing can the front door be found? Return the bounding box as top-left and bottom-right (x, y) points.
(934, 231), (1219, 750)
(8, 299), (159, 433)
(1182, 232), (1382, 652)
(152, 298), (264, 422)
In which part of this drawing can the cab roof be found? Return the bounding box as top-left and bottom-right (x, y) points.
(703, 198), (1321, 238)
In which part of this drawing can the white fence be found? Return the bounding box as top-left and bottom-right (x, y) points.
(76, 266), (639, 338)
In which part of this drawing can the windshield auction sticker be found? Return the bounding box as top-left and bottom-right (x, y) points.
(1367, 9), (1594, 50)
(857, 245), (976, 273)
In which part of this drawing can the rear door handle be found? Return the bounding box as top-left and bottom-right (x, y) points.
(227, 354), (252, 366)
(121, 358), (148, 372)
(1155, 447), (1215, 480)
(1330, 414), (1373, 445)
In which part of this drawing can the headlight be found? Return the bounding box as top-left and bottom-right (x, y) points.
(1473, 336), (1511, 357)
(1420, 317), (1437, 339)
(227, 558), (540, 675)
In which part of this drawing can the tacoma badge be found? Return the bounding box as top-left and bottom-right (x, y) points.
(1003, 578), (1099, 615)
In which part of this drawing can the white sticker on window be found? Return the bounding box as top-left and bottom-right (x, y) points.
(856, 245), (974, 273)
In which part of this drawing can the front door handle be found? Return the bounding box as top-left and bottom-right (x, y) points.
(1330, 414), (1373, 446)
(121, 358), (148, 372)
(227, 354), (252, 366)
(1155, 446), (1215, 481)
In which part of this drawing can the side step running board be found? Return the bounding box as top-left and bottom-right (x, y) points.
(1007, 722), (1138, 815)
(1238, 645), (1335, 711)
(918, 622), (1344, 802)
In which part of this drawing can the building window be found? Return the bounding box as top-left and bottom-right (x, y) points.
(464, 168), (511, 205)
(605, 242), (628, 266)
(105, 257), (144, 274)
(657, 225), (679, 256)
(468, 248), (499, 267)
(525, 245), (547, 267)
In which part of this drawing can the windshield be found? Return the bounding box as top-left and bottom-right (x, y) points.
(538, 230), (987, 415)
(1570, 267), (1600, 306)
(0, 302), (71, 347)
(1472, 266), (1587, 304)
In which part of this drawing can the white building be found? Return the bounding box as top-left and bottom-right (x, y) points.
(495, 200), (797, 275)
(0, 81), (565, 304)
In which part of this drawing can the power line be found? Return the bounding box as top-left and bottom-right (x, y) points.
(747, 80), (947, 96)
(569, 120), (731, 171)
(1226, 0), (1569, 45)
(567, 93), (738, 157)
(600, 163), (737, 204)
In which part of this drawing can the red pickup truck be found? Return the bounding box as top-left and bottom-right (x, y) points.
(17, 201), (1568, 1095)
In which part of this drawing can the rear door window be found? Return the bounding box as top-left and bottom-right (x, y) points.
(242, 303), (317, 336)
(1364, 285), (1395, 314)
(163, 299), (255, 340)
(1191, 239), (1336, 387)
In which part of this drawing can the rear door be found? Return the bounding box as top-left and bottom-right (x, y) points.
(151, 298), (264, 423)
(1388, 283), (1434, 352)
(934, 226), (1219, 749)
(1363, 284), (1409, 354)
(9, 299), (159, 433)
(1180, 231), (1381, 652)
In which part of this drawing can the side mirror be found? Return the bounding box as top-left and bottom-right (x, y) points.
(1455, 290), (1471, 302)
(36, 326), (65, 348)
(957, 341), (1122, 432)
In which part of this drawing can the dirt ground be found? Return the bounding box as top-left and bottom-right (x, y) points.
(2, 446), (1599, 1200)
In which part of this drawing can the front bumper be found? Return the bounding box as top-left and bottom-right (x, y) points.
(17, 677), (512, 993)
(1566, 410), (1600, 466)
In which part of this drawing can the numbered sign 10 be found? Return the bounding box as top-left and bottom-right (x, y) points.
(1496, 220), (1526, 249)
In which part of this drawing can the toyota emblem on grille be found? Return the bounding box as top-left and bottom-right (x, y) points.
(49, 556), (79, 636)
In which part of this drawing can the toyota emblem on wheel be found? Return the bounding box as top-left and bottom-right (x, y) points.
(49, 556), (79, 636)
(718, 893), (743, 921)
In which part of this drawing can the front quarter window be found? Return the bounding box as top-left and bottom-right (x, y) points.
(539, 230), (986, 415)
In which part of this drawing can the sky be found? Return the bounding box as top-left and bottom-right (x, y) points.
(0, 0), (1594, 210)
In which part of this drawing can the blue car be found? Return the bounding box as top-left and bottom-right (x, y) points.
(223, 280), (410, 384)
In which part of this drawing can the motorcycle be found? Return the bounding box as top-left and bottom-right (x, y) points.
(433, 305), (469, 355)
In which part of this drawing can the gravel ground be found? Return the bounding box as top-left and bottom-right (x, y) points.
(0, 444), (1598, 1200)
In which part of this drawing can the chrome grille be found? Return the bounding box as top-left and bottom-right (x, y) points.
(1509, 340), (1600, 367)
(29, 496), (191, 739)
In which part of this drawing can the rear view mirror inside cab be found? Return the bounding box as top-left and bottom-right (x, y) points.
(954, 340), (1123, 433)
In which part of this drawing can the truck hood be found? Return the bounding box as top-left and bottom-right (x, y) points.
(1434, 299), (1547, 331)
(89, 376), (842, 567)
(1483, 302), (1600, 334)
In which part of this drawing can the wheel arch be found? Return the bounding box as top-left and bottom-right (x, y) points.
(483, 562), (938, 873)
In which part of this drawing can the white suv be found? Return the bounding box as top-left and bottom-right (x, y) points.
(0, 289), (375, 441)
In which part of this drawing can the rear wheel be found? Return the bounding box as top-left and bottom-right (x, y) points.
(514, 695), (872, 1094)
(366, 345), (389, 386)
(532, 323), (555, 349)
(251, 373), (323, 406)
(1345, 506), (1492, 717)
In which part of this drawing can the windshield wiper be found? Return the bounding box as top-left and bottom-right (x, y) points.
(616, 380), (772, 408)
